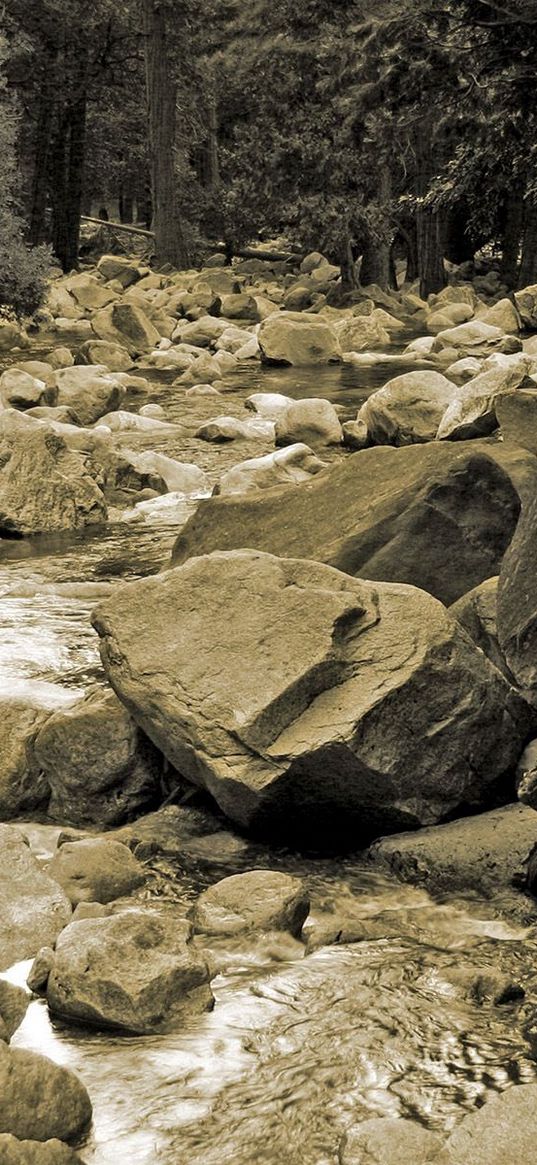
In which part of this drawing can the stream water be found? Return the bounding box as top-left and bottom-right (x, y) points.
(2, 343), (536, 1164)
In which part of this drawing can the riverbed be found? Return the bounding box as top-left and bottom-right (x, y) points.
(2, 341), (536, 1164)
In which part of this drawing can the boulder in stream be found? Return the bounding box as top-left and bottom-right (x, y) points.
(217, 443), (326, 495)
(192, 870), (310, 936)
(433, 1082), (537, 1165)
(0, 423), (107, 535)
(47, 838), (146, 906)
(356, 370), (456, 446)
(0, 1043), (92, 1144)
(172, 441), (537, 606)
(0, 1136), (84, 1164)
(46, 909), (214, 1034)
(274, 398), (342, 446)
(93, 549), (531, 846)
(34, 685), (165, 827)
(0, 826), (72, 971)
(369, 803), (537, 913)
(342, 1117), (444, 1165)
(258, 311), (341, 365)
(92, 302), (160, 356)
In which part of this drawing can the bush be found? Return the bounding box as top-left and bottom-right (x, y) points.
(0, 214), (51, 319)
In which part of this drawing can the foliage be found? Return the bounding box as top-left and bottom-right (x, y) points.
(0, 36), (50, 316)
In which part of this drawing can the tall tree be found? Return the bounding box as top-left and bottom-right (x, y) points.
(142, 0), (190, 267)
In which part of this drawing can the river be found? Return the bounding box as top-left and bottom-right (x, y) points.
(1, 341), (536, 1164)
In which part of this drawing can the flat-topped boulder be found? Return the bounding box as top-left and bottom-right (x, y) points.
(92, 550), (531, 846)
(368, 803), (537, 907)
(172, 441), (537, 606)
(258, 311), (341, 365)
(0, 423), (107, 535)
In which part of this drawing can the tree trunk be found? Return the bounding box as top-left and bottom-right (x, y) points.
(29, 44), (58, 246)
(49, 33), (88, 273)
(519, 202), (537, 288)
(359, 166), (392, 289)
(415, 123), (446, 299)
(143, 0), (190, 268)
(64, 76), (87, 271)
(501, 190), (524, 288)
(444, 202), (476, 265)
(339, 236), (359, 291)
(417, 206), (446, 298)
(360, 236), (391, 288)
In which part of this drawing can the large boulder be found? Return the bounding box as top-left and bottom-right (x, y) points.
(0, 1137), (84, 1164)
(47, 838), (145, 906)
(480, 296), (521, 334)
(515, 284), (537, 329)
(46, 910), (213, 1034)
(96, 255), (141, 287)
(433, 320), (518, 357)
(0, 981), (29, 1042)
(92, 550), (531, 845)
(66, 274), (117, 311)
(0, 425), (107, 535)
(435, 354), (531, 441)
(34, 685), (164, 826)
(274, 398), (342, 447)
(0, 1043), (91, 1144)
(121, 451), (208, 494)
(369, 803), (537, 906)
(434, 1083), (537, 1165)
(449, 577), (510, 678)
(77, 339), (133, 371)
(0, 370), (48, 410)
(0, 826), (72, 970)
(497, 388), (537, 456)
(172, 442), (536, 606)
(258, 311), (341, 365)
(52, 368), (125, 426)
(342, 1118), (443, 1165)
(92, 303), (160, 356)
(191, 870), (309, 936)
(497, 483), (537, 692)
(0, 687), (77, 817)
(356, 371), (456, 446)
(335, 315), (390, 353)
(217, 444), (326, 496)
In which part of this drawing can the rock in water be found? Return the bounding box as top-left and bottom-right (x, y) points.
(258, 311), (341, 365)
(192, 870), (309, 936)
(497, 486), (537, 691)
(47, 838), (146, 906)
(0, 826), (72, 971)
(356, 370), (456, 446)
(92, 550), (530, 846)
(46, 910), (213, 1033)
(0, 1043), (92, 1143)
(0, 426), (106, 535)
(0, 1136), (84, 1163)
(172, 442), (535, 606)
(434, 1082), (537, 1165)
(34, 685), (164, 826)
(341, 1117), (443, 1165)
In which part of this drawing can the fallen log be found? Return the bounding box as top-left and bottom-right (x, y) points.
(80, 216), (301, 263)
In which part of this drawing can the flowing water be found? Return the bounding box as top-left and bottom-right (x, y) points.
(2, 347), (537, 1163)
